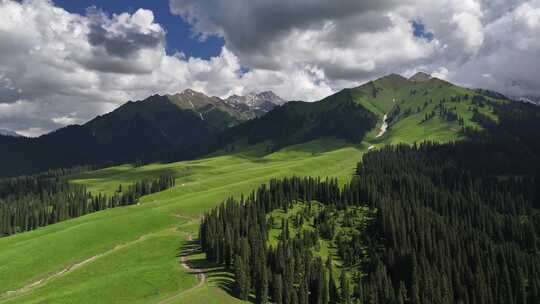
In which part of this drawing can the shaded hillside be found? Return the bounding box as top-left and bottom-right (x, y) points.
(0, 91), (255, 177)
(0, 129), (21, 137)
(0, 126), (102, 177)
(173, 93), (379, 159)
(197, 99), (540, 304)
(181, 73), (512, 159)
(0, 73), (518, 177)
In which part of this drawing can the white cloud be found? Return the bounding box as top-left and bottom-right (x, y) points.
(0, 0), (332, 136)
(432, 67), (450, 80)
(449, 0), (540, 95)
(170, 0), (540, 98)
(52, 114), (81, 126)
(451, 11), (485, 54)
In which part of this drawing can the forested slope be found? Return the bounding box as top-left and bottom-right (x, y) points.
(199, 100), (540, 303)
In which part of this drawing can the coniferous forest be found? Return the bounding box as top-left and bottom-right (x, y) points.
(0, 170), (175, 236)
(199, 102), (540, 303)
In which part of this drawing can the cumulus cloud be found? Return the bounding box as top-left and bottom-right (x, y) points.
(170, 0), (540, 96)
(0, 0), (332, 136)
(170, 0), (435, 81)
(82, 8), (166, 74)
(438, 0), (540, 96)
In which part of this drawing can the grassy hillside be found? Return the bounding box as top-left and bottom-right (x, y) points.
(350, 74), (502, 145)
(0, 74), (511, 303)
(0, 138), (367, 304)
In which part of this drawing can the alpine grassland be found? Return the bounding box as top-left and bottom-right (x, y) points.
(0, 74), (508, 303)
(0, 138), (367, 304)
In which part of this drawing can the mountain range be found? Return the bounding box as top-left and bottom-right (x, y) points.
(0, 129), (21, 137)
(0, 90), (286, 177)
(224, 91), (287, 116)
(0, 73), (519, 177)
(516, 95), (540, 106)
(3, 71), (540, 304)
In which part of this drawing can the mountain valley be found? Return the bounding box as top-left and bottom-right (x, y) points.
(1, 74), (540, 304)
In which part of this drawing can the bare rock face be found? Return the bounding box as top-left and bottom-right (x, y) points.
(409, 72), (432, 82)
(225, 91), (287, 116)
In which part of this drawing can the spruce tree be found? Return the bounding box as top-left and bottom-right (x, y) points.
(274, 273), (283, 304)
(327, 257), (338, 304)
(256, 264), (269, 304)
(340, 270), (351, 304)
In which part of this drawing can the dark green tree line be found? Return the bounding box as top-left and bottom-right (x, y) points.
(0, 172), (175, 236)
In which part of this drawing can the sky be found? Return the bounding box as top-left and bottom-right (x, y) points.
(0, 0), (539, 136)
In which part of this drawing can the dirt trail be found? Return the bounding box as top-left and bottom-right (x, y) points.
(1, 233), (156, 301)
(158, 234), (206, 304)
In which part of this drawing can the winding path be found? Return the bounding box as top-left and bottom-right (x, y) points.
(158, 234), (206, 304)
(1, 233), (155, 301)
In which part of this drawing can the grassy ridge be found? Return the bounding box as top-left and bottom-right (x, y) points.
(0, 138), (366, 304)
(351, 76), (503, 148)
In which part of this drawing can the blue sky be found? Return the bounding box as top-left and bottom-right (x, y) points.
(411, 20), (434, 42)
(54, 0), (224, 59)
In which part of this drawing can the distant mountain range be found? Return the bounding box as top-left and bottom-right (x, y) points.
(0, 74), (527, 178)
(0, 129), (21, 137)
(0, 90), (286, 177)
(515, 95), (540, 106)
(224, 91), (287, 117)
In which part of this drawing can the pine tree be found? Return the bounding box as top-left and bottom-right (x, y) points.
(340, 270), (351, 304)
(396, 281), (407, 304)
(299, 277), (309, 304)
(274, 273), (283, 304)
(234, 258), (249, 300)
(322, 268), (329, 304)
(256, 264), (269, 304)
(327, 257), (338, 304)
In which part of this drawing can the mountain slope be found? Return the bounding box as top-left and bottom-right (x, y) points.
(224, 91), (287, 117)
(3, 97), (539, 303)
(2, 75), (539, 304)
(0, 129), (21, 137)
(0, 91), (261, 177)
(172, 92), (378, 160)
(0, 73), (512, 177)
(223, 95), (378, 148)
(345, 73), (503, 146)
(191, 73), (508, 158)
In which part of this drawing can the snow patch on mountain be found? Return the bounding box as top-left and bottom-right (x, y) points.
(225, 91), (287, 114)
(515, 95), (540, 106)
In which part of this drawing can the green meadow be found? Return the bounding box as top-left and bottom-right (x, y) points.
(0, 138), (368, 304)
